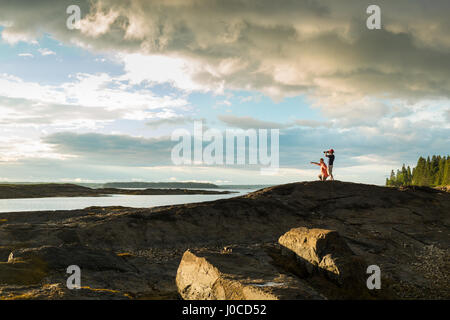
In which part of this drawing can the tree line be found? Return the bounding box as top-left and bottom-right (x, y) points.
(386, 155), (450, 187)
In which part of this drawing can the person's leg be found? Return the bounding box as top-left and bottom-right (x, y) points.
(318, 174), (323, 181)
(328, 165), (334, 181)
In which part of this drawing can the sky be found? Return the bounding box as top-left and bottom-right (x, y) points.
(0, 0), (449, 185)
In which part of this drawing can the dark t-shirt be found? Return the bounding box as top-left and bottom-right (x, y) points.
(326, 154), (335, 165)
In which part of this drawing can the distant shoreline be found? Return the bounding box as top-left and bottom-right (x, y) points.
(0, 183), (237, 199)
(0, 181), (273, 190)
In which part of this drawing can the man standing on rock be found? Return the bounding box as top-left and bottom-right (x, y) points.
(324, 149), (335, 181)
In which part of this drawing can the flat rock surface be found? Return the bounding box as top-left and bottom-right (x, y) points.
(0, 181), (449, 299)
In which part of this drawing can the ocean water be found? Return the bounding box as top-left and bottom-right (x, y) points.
(0, 189), (255, 213)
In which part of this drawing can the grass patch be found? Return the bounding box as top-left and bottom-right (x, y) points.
(80, 286), (121, 293)
(116, 252), (133, 257)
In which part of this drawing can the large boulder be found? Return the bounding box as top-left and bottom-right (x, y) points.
(176, 246), (325, 300)
(278, 227), (366, 289)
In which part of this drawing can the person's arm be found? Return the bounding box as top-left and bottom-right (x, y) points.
(310, 161), (320, 166)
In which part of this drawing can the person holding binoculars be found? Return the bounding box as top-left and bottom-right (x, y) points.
(324, 149), (335, 181)
(310, 149), (335, 181)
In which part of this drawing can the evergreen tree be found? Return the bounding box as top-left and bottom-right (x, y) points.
(386, 155), (450, 187)
(407, 166), (412, 185)
(387, 170), (396, 186)
(425, 156), (432, 186)
(435, 158), (445, 186)
(412, 157), (426, 186)
(443, 157), (450, 186)
(400, 164), (407, 186)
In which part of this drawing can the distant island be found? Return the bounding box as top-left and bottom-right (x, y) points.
(1, 181), (273, 190)
(217, 184), (273, 190)
(386, 155), (449, 188)
(0, 183), (235, 199)
(103, 182), (219, 189)
(102, 182), (273, 190)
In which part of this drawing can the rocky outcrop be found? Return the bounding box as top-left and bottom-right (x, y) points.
(278, 228), (365, 285)
(277, 227), (369, 298)
(0, 181), (449, 299)
(176, 246), (324, 300)
(175, 228), (372, 300)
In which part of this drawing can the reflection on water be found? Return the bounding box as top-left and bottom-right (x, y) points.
(0, 189), (254, 213)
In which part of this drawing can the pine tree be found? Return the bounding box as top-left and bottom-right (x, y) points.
(435, 158), (445, 186)
(386, 155), (449, 187)
(412, 157), (426, 186)
(443, 157), (450, 186)
(387, 170), (396, 186)
(407, 166), (412, 185)
(425, 156), (432, 186)
(400, 164), (407, 186)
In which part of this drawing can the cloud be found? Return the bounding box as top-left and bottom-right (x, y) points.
(37, 119), (449, 184)
(1, 0), (450, 123)
(0, 135), (73, 162)
(218, 114), (288, 129)
(18, 52), (33, 58)
(0, 0), (449, 184)
(119, 53), (214, 93)
(43, 132), (174, 166)
(218, 114), (332, 129)
(277, 123), (450, 171)
(0, 116), (445, 184)
(0, 72), (189, 126)
(38, 48), (56, 56)
(1, 27), (38, 44)
(0, 96), (122, 129)
(146, 116), (201, 129)
(293, 119), (332, 128)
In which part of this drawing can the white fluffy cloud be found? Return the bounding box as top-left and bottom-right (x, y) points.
(0, 71), (190, 161)
(118, 53), (218, 93)
(18, 52), (33, 58)
(0, 72), (189, 126)
(0, 135), (73, 162)
(38, 48), (56, 56)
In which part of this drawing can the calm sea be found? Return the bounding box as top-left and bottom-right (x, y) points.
(0, 189), (255, 213)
